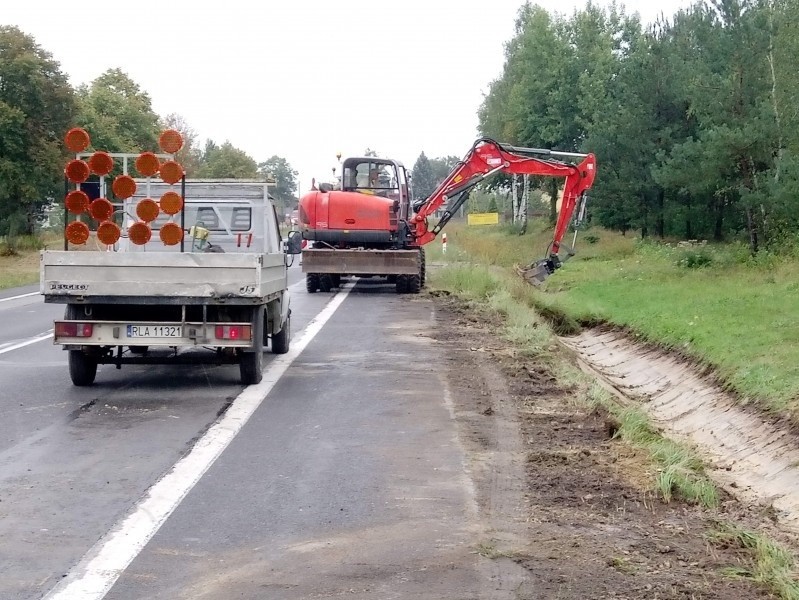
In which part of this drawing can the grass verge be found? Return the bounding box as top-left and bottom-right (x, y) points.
(427, 248), (799, 599)
(442, 220), (799, 424)
(0, 232), (64, 291)
(0, 251), (41, 290)
(710, 524), (799, 600)
(429, 260), (717, 508)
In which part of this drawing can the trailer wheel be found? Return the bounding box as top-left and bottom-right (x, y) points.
(239, 309), (264, 385)
(306, 273), (320, 293)
(271, 311), (291, 354)
(319, 274), (333, 293)
(331, 274), (341, 288)
(68, 350), (98, 386)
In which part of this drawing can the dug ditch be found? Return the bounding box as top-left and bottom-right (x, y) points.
(560, 328), (799, 535)
(432, 295), (774, 599)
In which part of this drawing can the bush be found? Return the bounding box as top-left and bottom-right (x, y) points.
(582, 234), (600, 245)
(677, 248), (714, 269)
(0, 241), (16, 257)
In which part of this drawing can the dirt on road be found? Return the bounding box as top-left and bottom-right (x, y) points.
(432, 293), (784, 599)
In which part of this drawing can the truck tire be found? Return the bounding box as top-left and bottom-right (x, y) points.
(239, 309), (264, 385)
(407, 273), (422, 294)
(68, 350), (98, 386)
(319, 274), (333, 293)
(306, 273), (320, 293)
(396, 275), (409, 294)
(331, 274), (341, 288)
(271, 312), (291, 354)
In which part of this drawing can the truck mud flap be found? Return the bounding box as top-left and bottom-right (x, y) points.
(301, 249), (419, 275)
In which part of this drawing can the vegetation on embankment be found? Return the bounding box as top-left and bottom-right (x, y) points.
(428, 220), (799, 424)
(425, 223), (799, 599)
(0, 235), (52, 290)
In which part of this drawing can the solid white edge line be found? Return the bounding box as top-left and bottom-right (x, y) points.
(0, 291), (38, 303)
(0, 332), (53, 355)
(43, 285), (352, 600)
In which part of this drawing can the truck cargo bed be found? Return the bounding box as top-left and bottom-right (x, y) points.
(40, 251), (287, 303)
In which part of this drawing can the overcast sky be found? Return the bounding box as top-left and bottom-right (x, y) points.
(5, 0), (693, 192)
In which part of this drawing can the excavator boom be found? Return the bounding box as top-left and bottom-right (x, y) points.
(410, 138), (596, 284)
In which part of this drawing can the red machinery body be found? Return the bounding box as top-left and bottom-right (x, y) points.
(299, 189), (398, 244)
(299, 156), (410, 249)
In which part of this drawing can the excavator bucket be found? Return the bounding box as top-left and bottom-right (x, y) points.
(517, 253), (563, 286)
(517, 261), (552, 286)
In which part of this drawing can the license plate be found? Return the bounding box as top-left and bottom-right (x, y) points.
(127, 324), (182, 338)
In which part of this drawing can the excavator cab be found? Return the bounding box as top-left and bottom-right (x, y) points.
(341, 157), (412, 219)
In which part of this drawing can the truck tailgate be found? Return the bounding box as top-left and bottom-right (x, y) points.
(40, 251), (286, 300)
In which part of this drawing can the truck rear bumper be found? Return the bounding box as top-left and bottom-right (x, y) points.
(301, 248), (419, 275)
(53, 320), (253, 348)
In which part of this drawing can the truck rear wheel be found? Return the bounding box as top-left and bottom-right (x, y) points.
(239, 308), (264, 385)
(271, 312), (291, 354)
(68, 350), (98, 386)
(306, 273), (320, 293)
(319, 274), (333, 293)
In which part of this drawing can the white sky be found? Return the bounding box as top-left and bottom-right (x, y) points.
(4, 0), (692, 192)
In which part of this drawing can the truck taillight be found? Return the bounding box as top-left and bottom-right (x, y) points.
(55, 322), (93, 337)
(215, 325), (252, 341)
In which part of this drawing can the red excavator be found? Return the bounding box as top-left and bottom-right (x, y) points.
(298, 138), (596, 293)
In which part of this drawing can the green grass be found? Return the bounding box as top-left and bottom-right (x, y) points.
(711, 525), (799, 600)
(0, 232), (63, 291)
(609, 404), (718, 507)
(0, 250), (41, 290)
(442, 220), (799, 422)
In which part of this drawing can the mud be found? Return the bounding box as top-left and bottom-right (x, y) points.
(433, 295), (773, 599)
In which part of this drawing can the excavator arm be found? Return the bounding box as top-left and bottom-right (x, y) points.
(409, 138), (596, 284)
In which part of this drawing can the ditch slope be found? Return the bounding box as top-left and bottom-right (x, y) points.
(560, 327), (799, 534)
(432, 293), (778, 599)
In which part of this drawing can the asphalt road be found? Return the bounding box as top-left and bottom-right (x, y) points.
(0, 265), (484, 599)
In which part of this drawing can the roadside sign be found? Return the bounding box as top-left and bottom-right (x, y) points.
(467, 212), (499, 226)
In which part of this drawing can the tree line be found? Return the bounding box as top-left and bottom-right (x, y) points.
(0, 26), (299, 236)
(477, 0), (799, 253)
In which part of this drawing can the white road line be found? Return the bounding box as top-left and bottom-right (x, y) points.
(43, 285), (352, 600)
(0, 332), (53, 355)
(0, 291), (38, 303)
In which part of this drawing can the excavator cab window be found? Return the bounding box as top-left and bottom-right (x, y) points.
(345, 161), (399, 198)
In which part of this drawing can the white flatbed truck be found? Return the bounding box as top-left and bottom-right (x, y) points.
(41, 178), (302, 386)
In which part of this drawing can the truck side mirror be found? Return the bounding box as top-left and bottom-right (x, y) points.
(284, 230), (303, 255)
